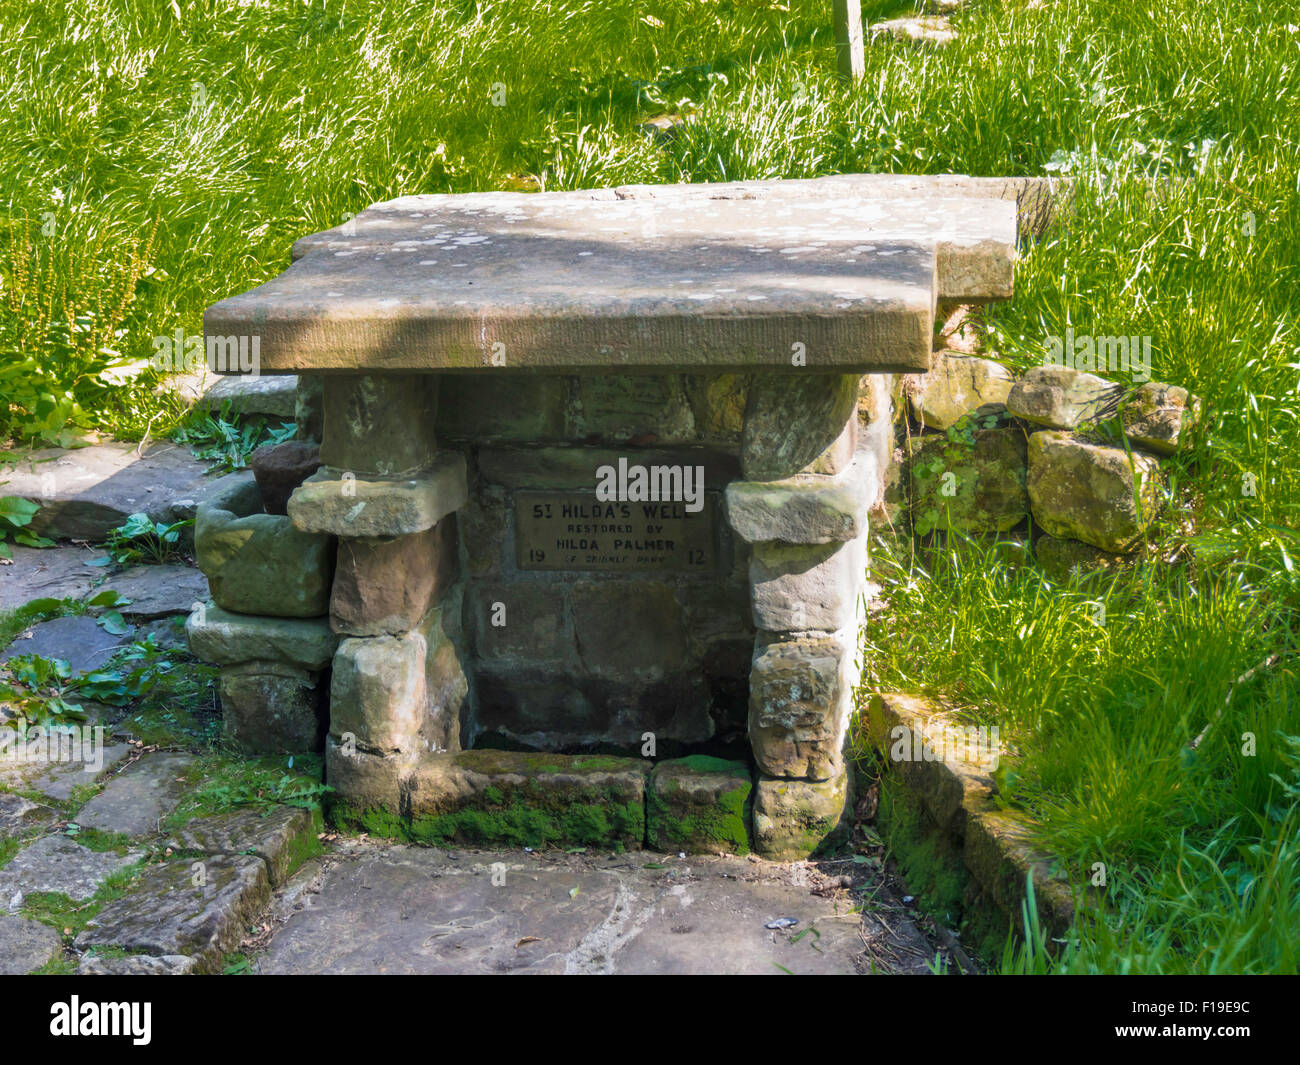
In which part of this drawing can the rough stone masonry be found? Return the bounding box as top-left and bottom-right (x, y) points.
(189, 174), (1017, 858)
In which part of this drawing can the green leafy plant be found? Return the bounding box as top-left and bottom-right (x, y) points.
(0, 654), (89, 720)
(0, 496), (54, 558)
(0, 217), (160, 446)
(93, 513), (192, 566)
(0, 630), (188, 723)
(170, 406), (295, 474)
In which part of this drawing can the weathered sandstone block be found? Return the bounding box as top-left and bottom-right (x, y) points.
(748, 632), (856, 781)
(742, 374), (860, 480)
(1007, 366), (1123, 429)
(1121, 381), (1200, 455)
(908, 350), (1014, 430)
(571, 580), (687, 677)
(287, 453), (467, 538)
(330, 518), (457, 637)
(195, 492), (334, 618)
(748, 534), (868, 633)
(186, 604), (338, 669)
(405, 751), (649, 849)
(330, 607), (466, 756)
(324, 735), (406, 833)
(752, 770), (850, 860)
(469, 581), (574, 664)
(725, 439), (879, 546)
(218, 661), (324, 754)
(1027, 431), (1162, 552)
(647, 756), (752, 854)
(318, 373), (438, 476)
(250, 440), (321, 516)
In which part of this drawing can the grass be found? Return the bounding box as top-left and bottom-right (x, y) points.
(0, 0), (1296, 971)
(161, 753), (328, 832)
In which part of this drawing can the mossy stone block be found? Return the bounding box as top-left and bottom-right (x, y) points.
(404, 750), (650, 850)
(647, 756), (752, 854)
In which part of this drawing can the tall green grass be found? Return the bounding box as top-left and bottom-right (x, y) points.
(1, 0), (1297, 969)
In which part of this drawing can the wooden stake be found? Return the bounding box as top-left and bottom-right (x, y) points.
(833, 0), (865, 83)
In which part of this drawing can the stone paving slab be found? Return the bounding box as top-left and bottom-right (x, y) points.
(102, 564), (209, 620)
(0, 834), (144, 909)
(208, 180), (957, 374)
(168, 805), (316, 887)
(0, 741), (134, 804)
(256, 843), (935, 975)
(0, 792), (57, 837)
(0, 544), (102, 609)
(0, 614), (134, 673)
(75, 752), (197, 837)
(0, 441), (214, 542)
(78, 953), (199, 975)
(76, 854), (270, 974)
(0, 913), (61, 974)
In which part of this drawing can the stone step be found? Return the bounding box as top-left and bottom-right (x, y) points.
(335, 749), (767, 857)
(166, 805), (320, 887)
(0, 835), (145, 910)
(75, 854), (270, 974)
(402, 750), (650, 851)
(75, 752), (198, 837)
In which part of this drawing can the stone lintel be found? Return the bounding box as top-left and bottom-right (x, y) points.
(287, 454), (468, 538)
(291, 176), (1019, 297)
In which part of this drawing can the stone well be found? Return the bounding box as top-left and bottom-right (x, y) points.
(191, 175), (1016, 857)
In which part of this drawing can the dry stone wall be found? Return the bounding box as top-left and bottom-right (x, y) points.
(883, 306), (1200, 576)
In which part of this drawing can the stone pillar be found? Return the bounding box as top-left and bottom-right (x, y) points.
(286, 373), (471, 830)
(726, 374), (876, 859)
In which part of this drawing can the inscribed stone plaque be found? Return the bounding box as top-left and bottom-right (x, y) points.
(516, 491), (719, 572)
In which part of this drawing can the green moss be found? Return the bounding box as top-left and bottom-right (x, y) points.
(878, 779), (968, 925)
(67, 826), (132, 854)
(450, 749), (644, 776)
(30, 954), (77, 975)
(328, 802), (408, 839)
(673, 754), (749, 777)
(328, 795), (640, 851)
(282, 807), (325, 876)
(409, 795), (643, 850)
(646, 759), (752, 854)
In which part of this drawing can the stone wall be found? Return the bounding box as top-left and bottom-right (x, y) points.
(438, 372), (756, 756)
(880, 303), (1200, 571)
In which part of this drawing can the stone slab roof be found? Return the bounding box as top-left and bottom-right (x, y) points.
(205, 175), (1016, 375)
